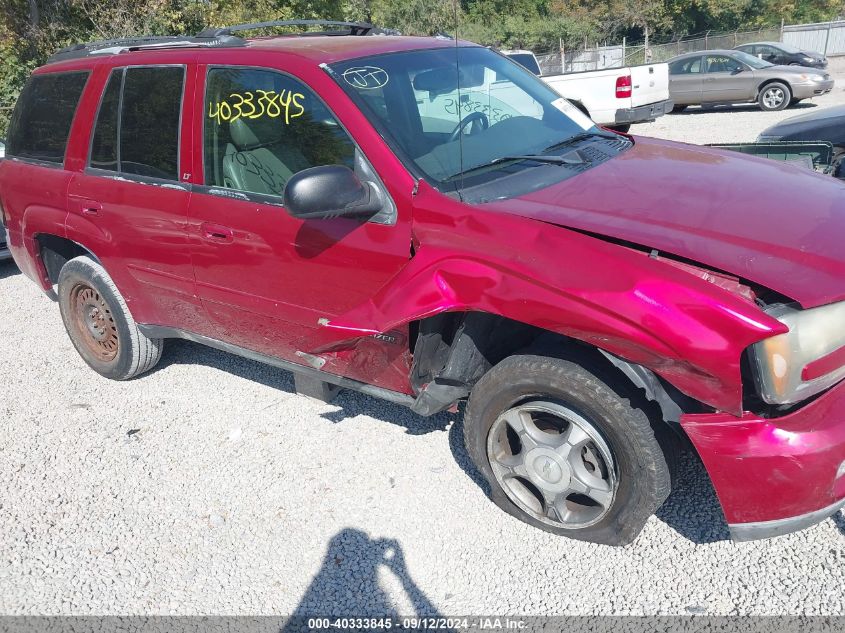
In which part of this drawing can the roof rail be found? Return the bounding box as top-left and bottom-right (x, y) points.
(196, 19), (375, 38)
(48, 34), (245, 63)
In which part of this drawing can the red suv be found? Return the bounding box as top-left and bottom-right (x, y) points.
(2, 21), (845, 545)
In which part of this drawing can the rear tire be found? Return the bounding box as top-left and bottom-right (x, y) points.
(607, 124), (631, 133)
(464, 354), (673, 546)
(58, 256), (163, 380)
(758, 82), (791, 111)
(671, 104), (687, 113)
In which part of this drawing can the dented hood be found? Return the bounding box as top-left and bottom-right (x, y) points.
(482, 136), (845, 309)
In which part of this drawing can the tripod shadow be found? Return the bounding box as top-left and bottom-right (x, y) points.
(282, 528), (443, 630)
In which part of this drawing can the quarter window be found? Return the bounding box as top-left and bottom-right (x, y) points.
(203, 67), (356, 198)
(6, 71), (90, 164)
(88, 66), (185, 181)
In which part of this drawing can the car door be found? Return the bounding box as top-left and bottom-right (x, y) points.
(187, 64), (411, 381)
(668, 56), (703, 104)
(701, 54), (754, 103)
(65, 62), (208, 333)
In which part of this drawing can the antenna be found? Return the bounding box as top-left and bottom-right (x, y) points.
(453, 0), (465, 200)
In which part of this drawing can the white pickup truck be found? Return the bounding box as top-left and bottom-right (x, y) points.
(503, 49), (674, 132)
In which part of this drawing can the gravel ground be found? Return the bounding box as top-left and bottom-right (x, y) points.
(3, 60), (845, 617)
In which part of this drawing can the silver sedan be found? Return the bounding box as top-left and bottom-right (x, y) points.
(668, 49), (834, 112)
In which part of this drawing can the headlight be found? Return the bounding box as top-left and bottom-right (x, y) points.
(804, 56), (816, 63)
(751, 302), (845, 405)
(810, 74), (825, 82)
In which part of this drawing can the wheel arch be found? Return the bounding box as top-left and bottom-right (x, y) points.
(756, 77), (792, 98)
(35, 233), (102, 286)
(407, 311), (700, 423)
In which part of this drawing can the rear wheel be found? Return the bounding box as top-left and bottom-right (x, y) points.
(607, 123), (631, 134)
(58, 256), (163, 380)
(464, 354), (673, 545)
(758, 82), (791, 111)
(671, 104), (688, 113)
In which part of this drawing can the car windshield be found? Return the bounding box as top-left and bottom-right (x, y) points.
(329, 46), (618, 194)
(733, 50), (774, 69)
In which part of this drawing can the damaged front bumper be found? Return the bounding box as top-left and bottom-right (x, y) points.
(682, 379), (845, 541)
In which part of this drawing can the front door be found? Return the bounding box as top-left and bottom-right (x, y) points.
(701, 54), (754, 103)
(187, 65), (411, 384)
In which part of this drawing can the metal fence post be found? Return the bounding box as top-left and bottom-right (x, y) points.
(824, 20), (833, 56)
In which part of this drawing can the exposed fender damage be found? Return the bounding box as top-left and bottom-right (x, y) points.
(305, 182), (787, 416)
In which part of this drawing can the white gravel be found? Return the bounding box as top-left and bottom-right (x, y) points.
(2, 59), (845, 617)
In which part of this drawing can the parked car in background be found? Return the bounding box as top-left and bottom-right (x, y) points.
(735, 41), (828, 69)
(502, 49), (673, 132)
(669, 49), (833, 111)
(758, 105), (845, 175)
(3, 23), (845, 547)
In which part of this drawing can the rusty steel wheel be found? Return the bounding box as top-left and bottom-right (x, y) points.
(69, 283), (119, 362)
(58, 256), (163, 380)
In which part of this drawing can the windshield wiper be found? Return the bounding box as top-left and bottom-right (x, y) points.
(446, 151), (589, 181)
(543, 130), (619, 153)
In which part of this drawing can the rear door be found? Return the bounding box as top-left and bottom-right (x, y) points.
(668, 56), (703, 104)
(65, 63), (207, 331)
(186, 64), (411, 385)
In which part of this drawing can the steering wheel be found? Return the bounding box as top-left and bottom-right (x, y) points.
(449, 111), (489, 143)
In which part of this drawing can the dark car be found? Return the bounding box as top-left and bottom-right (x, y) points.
(0, 137), (9, 260)
(3, 21), (845, 546)
(735, 41), (828, 69)
(758, 104), (845, 174)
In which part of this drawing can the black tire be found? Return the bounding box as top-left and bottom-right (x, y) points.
(464, 354), (673, 546)
(671, 104), (687, 113)
(58, 256), (163, 380)
(758, 82), (791, 111)
(607, 123), (631, 134)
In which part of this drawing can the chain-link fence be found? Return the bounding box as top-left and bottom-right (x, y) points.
(535, 26), (783, 75)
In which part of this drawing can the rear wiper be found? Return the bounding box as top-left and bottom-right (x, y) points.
(543, 130), (619, 153)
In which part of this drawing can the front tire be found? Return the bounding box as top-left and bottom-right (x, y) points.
(758, 82), (791, 111)
(58, 256), (163, 380)
(464, 354), (673, 546)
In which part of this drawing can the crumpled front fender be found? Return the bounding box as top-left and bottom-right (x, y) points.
(306, 184), (786, 414)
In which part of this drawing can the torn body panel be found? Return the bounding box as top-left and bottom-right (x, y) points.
(305, 182), (786, 415)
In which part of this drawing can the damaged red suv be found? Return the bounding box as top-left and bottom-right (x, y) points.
(2, 21), (845, 545)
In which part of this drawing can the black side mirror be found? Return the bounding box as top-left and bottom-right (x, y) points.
(283, 165), (383, 221)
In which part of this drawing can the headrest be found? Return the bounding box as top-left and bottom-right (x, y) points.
(229, 116), (285, 151)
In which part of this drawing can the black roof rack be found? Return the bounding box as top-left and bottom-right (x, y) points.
(196, 19), (375, 38)
(48, 34), (244, 63)
(48, 19), (389, 64)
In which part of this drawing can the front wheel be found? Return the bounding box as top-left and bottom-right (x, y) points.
(464, 354), (673, 545)
(758, 82), (791, 111)
(58, 256), (163, 380)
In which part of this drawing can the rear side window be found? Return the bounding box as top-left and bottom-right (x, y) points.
(7, 71), (90, 164)
(89, 66), (185, 181)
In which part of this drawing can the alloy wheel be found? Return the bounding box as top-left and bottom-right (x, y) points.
(486, 400), (617, 528)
